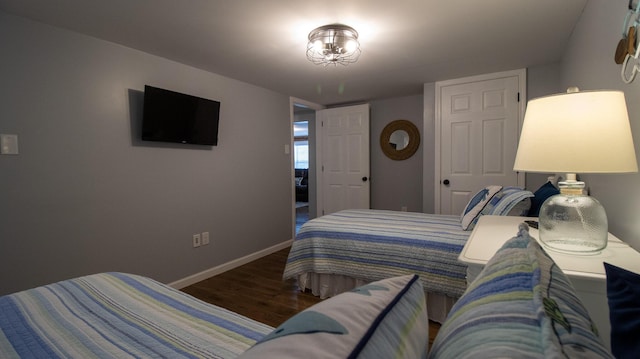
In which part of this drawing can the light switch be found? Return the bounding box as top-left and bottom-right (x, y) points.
(284, 144), (290, 154)
(0, 134), (19, 155)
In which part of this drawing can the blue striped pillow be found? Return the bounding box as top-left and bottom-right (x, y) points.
(429, 224), (613, 358)
(460, 185), (502, 230)
(480, 186), (534, 217)
(239, 274), (429, 359)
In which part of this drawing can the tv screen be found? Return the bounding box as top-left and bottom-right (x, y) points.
(142, 85), (220, 146)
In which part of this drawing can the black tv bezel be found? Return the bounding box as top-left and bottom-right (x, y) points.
(141, 85), (220, 146)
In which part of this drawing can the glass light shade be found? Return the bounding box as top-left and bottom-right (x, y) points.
(539, 179), (608, 254)
(344, 39), (358, 53)
(514, 88), (638, 254)
(312, 40), (323, 53)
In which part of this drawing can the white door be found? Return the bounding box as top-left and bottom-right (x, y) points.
(435, 70), (526, 215)
(316, 104), (370, 216)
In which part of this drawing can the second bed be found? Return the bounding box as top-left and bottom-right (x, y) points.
(283, 209), (470, 323)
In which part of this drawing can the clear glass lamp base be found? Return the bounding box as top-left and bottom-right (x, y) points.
(538, 193), (608, 255)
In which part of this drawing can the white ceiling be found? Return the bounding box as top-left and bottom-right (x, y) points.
(0, 0), (587, 106)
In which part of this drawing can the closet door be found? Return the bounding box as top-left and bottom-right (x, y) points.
(435, 70), (525, 215)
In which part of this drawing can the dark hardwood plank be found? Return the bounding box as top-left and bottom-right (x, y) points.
(181, 247), (440, 346)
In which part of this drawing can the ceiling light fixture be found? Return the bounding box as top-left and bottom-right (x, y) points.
(306, 24), (361, 66)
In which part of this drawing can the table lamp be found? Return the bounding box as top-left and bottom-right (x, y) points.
(513, 87), (638, 254)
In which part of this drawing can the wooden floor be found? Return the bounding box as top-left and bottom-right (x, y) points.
(181, 247), (323, 327)
(181, 247), (441, 346)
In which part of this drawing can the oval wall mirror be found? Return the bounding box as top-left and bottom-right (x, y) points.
(380, 119), (420, 161)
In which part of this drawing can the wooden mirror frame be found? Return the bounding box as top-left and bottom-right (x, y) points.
(380, 119), (421, 161)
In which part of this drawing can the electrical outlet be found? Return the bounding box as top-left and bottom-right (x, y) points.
(0, 134), (19, 155)
(401, 206), (408, 212)
(192, 233), (201, 247)
(202, 232), (210, 245)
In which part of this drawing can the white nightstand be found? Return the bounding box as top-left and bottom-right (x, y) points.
(459, 215), (640, 350)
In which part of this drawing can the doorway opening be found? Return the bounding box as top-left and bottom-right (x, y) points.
(291, 98), (322, 236)
(294, 119), (309, 232)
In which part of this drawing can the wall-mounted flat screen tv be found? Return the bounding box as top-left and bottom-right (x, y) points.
(142, 85), (220, 146)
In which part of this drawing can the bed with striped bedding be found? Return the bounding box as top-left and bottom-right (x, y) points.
(0, 272), (273, 358)
(283, 209), (470, 301)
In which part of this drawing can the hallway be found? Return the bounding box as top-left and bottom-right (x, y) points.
(295, 202), (308, 233)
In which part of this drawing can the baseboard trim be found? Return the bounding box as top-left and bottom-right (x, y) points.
(169, 239), (293, 289)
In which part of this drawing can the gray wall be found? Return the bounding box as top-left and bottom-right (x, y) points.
(524, 63), (563, 190)
(559, 0), (640, 250)
(370, 95), (424, 212)
(422, 83), (437, 213)
(0, 13), (292, 295)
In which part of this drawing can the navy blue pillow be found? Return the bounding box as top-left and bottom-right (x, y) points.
(604, 262), (640, 359)
(527, 181), (559, 217)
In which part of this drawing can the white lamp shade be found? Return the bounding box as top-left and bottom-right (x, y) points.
(513, 90), (638, 174)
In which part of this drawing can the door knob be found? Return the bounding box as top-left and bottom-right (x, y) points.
(443, 179), (450, 185)
(362, 176), (368, 182)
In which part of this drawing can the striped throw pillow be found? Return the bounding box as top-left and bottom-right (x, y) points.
(429, 224), (613, 358)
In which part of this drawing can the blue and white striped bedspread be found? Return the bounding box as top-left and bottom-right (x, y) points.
(284, 209), (469, 298)
(0, 272), (273, 358)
